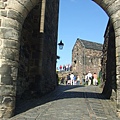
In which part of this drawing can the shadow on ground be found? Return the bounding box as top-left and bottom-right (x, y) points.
(14, 85), (105, 116)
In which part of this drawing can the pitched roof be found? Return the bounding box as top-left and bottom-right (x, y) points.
(78, 39), (103, 51)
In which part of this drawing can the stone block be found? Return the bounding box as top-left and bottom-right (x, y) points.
(0, 85), (16, 96)
(7, 0), (28, 18)
(2, 96), (15, 107)
(115, 36), (120, 48)
(11, 67), (18, 77)
(1, 107), (14, 118)
(113, 19), (120, 29)
(1, 75), (13, 85)
(115, 25), (120, 37)
(116, 56), (120, 66)
(103, 0), (114, 5)
(0, 2), (5, 9)
(0, 28), (20, 40)
(2, 48), (19, 61)
(16, 0), (34, 12)
(116, 74), (120, 80)
(0, 10), (7, 17)
(0, 64), (11, 75)
(7, 9), (24, 24)
(3, 39), (20, 49)
(1, 18), (22, 31)
(107, 3), (120, 17)
(2, 60), (18, 68)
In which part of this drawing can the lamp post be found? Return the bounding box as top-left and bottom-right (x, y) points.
(56, 40), (64, 63)
(58, 40), (64, 50)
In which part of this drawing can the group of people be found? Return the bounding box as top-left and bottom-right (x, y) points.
(84, 71), (98, 86)
(67, 73), (77, 85)
(59, 64), (72, 71)
(60, 71), (98, 86)
(60, 73), (80, 85)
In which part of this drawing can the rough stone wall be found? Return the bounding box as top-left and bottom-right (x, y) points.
(16, 4), (42, 99)
(84, 49), (102, 74)
(93, 1), (120, 116)
(72, 39), (102, 80)
(0, 0), (59, 119)
(72, 40), (84, 79)
(101, 19), (116, 100)
(40, 0), (59, 94)
(16, 0), (60, 101)
(0, 0), (23, 118)
(93, 0), (120, 115)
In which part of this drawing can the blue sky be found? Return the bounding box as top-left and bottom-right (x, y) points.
(56, 0), (109, 69)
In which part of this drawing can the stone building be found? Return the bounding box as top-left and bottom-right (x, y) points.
(0, 0), (120, 119)
(72, 38), (103, 80)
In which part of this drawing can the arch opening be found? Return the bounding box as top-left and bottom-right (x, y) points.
(57, 0), (119, 115)
(0, 0), (120, 119)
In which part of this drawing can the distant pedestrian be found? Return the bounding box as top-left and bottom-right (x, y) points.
(76, 75), (80, 85)
(63, 65), (66, 71)
(70, 73), (75, 85)
(74, 75), (77, 85)
(66, 74), (70, 85)
(70, 65), (72, 71)
(59, 65), (62, 71)
(66, 64), (69, 71)
(68, 64), (70, 71)
(87, 71), (92, 85)
(85, 73), (88, 85)
(60, 77), (64, 84)
(93, 73), (98, 86)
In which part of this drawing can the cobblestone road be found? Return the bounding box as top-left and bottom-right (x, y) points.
(7, 85), (120, 120)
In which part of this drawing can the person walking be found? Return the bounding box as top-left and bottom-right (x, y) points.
(59, 65), (62, 71)
(76, 75), (80, 85)
(66, 74), (70, 85)
(74, 75), (77, 85)
(85, 73), (88, 85)
(93, 73), (98, 86)
(70, 73), (75, 85)
(87, 71), (92, 85)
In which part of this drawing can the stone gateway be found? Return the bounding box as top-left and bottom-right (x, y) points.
(0, 0), (120, 119)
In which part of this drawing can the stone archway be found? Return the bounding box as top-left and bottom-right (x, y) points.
(0, 0), (59, 118)
(0, 0), (44, 118)
(93, 0), (120, 116)
(0, 0), (120, 119)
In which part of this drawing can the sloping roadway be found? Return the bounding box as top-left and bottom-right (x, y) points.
(9, 85), (119, 120)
